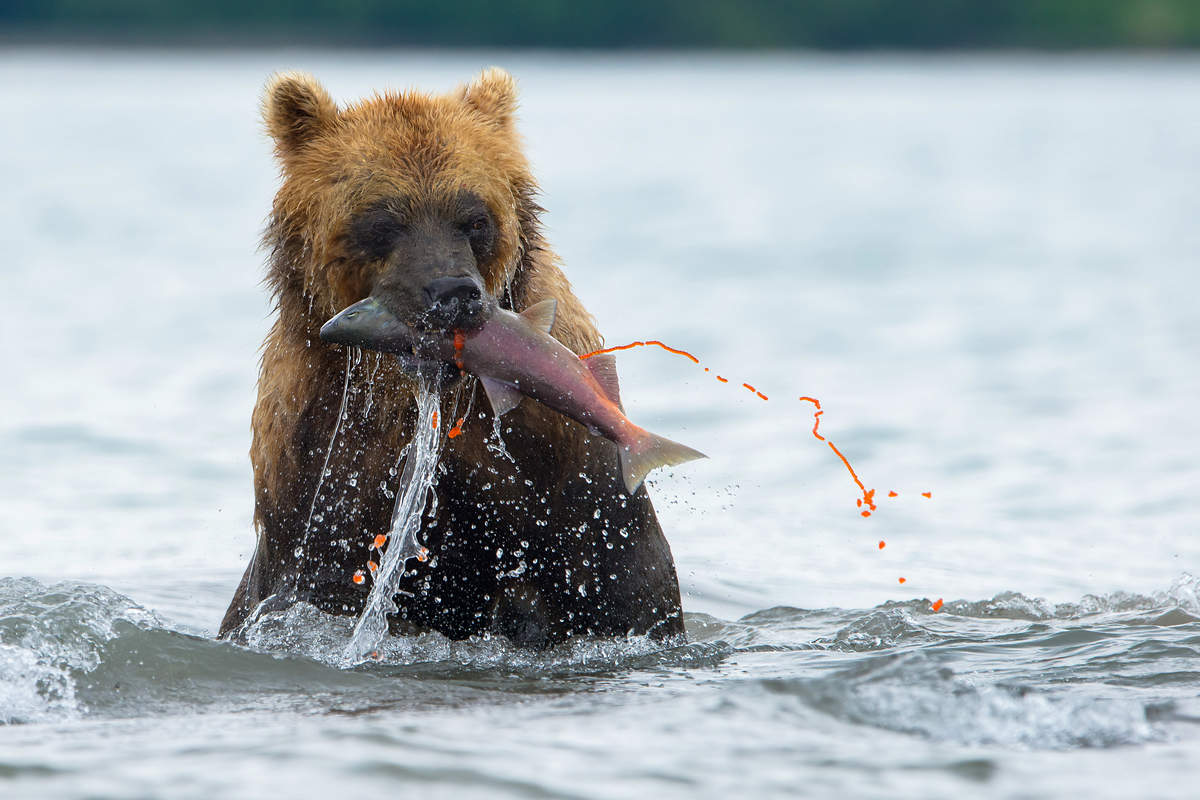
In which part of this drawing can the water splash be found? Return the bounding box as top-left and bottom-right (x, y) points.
(343, 370), (445, 664)
(292, 347), (357, 601)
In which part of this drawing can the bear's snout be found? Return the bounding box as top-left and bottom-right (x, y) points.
(422, 276), (485, 331)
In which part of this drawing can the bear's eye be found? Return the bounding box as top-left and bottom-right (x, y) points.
(464, 215), (490, 235)
(349, 207), (405, 261)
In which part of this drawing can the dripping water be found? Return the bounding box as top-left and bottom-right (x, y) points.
(291, 347), (356, 602)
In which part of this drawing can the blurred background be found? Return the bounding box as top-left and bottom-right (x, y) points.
(2, 0), (1197, 623)
(4, 0), (1200, 49)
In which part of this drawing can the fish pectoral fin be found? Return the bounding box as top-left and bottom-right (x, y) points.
(519, 298), (558, 335)
(583, 353), (623, 410)
(480, 376), (524, 417)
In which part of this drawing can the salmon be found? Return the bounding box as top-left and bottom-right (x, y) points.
(320, 297), (706, 493)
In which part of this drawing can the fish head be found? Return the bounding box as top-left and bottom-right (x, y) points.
(319, 297), (417, 353)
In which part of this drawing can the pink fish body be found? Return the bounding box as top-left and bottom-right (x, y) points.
(321, 297), (706, 493)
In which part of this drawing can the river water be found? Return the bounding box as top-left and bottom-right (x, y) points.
(1, 49), (1198, 798)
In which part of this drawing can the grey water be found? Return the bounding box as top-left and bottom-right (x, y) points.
(2, 49), (1199, 798)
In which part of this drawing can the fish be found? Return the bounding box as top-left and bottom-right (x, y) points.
(320, 296), (706, 494)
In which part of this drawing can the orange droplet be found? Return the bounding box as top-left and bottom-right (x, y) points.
(453, 330), (466, 370)
(742, 382), (756, 393)
(856, 498), (863, 507)
(755, 391), (768, 401)
(716, 375), (729, 383)
(373, 534), (387, 549)
(898, 577), (906, 584)
(431, 410), (438, 429)
(416, 546), (429, 563)
(352, 571), (365, 585)
(888, 490), (898, 498)
(878, 540), (886, 549)
(922, 491), (932, 499)
(703, 367), (709, 372)
(447, 417), (464, 439)
(931, 598), (943, 612)
(860, 510), (871, 518)
(367, 560), (378, 572)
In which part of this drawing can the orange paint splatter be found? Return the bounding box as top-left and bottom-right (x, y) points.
(898, 577), (906, 584)
(580, 340), (700, 363)
(922, 491), (932, 499)
(373, 534), (387, 549)
(575, 341), (926, 523)
(431, 410), (438, 429)
(367, 560), (378, 572)
(931, 598), (944, 612)
(878, 540), (886, 550)
(452, 330), (466, 370)
(447, 417), (465, 439)
(352, 571), (365, 585)
(416, 546), (430, 563)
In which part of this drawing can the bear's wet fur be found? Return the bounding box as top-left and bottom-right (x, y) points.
(219, 69), (686, 647)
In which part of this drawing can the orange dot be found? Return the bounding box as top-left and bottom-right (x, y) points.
(922, 491), (932, 499)
(416, 547), (429, 563)
(931, 598), (943, 612)
(367, 560), (378, 572)
(898, 577), (906, 584)
(888, 491), (898, 498)
(860, 510), (871, 518)
(856, 498), (863, 507)
(878, 540), (886, 549)
(352, 571), (365, 585)
(373, 534), (387, 549)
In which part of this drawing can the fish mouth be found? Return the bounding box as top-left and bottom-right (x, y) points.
(320, 297), (453, 381)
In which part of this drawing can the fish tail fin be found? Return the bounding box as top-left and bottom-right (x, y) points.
(620, 432), (706, 495)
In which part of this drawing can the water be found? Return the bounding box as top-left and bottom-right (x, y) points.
(345, 372), (443, 665)
(2, 49), (1199, 798)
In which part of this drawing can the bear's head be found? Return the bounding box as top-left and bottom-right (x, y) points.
(262, 67), (540, 333)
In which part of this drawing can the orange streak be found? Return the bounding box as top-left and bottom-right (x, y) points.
(922, 491), (932, 499)
(931, 598), (944, 612)
(431, 410), (438, 429)
(372, 534), (387, 550)
(447, 417), (465, 439)
(888, 490), (898, 498)
(716, 376), (729, 383)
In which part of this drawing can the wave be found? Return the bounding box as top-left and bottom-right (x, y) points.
(2, 574), (1198, 752)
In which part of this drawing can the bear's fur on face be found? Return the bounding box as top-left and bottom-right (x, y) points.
(262, 68), (537, 330)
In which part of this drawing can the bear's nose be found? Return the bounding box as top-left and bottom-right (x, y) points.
(422, 276), (485, 330)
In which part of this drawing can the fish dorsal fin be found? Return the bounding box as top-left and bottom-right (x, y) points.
(520, 298), (557, 334)
(584, 353), (622, 409)
(480, 376), (523, 417)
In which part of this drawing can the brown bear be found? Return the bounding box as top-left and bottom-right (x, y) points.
(218, 68), (686, 647)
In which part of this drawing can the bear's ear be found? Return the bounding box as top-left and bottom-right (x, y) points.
(262, 71), (338, 155)
(458, 67), (518, 127)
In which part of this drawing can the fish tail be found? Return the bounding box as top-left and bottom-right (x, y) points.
(620, 432), (706, 495)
